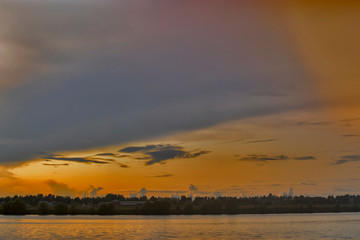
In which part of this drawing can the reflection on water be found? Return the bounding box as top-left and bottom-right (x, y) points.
(0, 213), (359, 239)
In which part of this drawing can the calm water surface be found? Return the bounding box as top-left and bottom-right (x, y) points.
(0, 213), (359, 239)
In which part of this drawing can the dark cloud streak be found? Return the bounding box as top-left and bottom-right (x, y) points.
(293, 156), (316, 160)
(296, 121), (331, 126)
(120, 144), (210, 165)
(238, 154), (316, 163)
(43, 163), (69, 167)
(246, 139), (279, 144)
(239, 154), (288, 162)
(340, 118), (360, 122)
(334, 154), (360, 165)
(44, 157), (110, 164)
(95, 153), (117, 157)
(155, 174), (174, 178)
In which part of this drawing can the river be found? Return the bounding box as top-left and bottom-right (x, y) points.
(0, 213), (359, 239)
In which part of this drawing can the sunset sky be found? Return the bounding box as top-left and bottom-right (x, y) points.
(0, 0), (360, 198)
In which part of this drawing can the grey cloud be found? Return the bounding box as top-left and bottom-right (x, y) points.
(0, 1), (313, 163)
(128, 188), (189, 198)
(155, 174), (174, 178)
(246, 139), (279, 144)
(118, 163), (129, 168)
(119, 144), (210, 165)
(96, 153), (117, 157)
(340, 178), (360, 182)
(214, 191), (221, 198)
(335, 160), (348, 165)
(341, 134), (360, 137)
(44, 156), (110, 164)
(221, 139), (244, 144)
(43, 163), (69, 167)
(134, 157), (152, 160)
(44, 154), (130, 168)
(138, 188), (147, 197)
(128, 188), (150, 198)
(334, 154), (360, 165)
(301, 181), (317, 186)
(239, 154), (316, 162)
(340, 118), (360, 122)
(83, 185), (104, 197)
(189, 184), (198, 192)
(293, 156), (316, 160)
(239, 154), (289, 162)
(120, 145), (160, 153)
(90, 186), (103, 197)
(335, 187), (355, 192)
(46, 179), (76, 196)
(296, 121), (331, 126)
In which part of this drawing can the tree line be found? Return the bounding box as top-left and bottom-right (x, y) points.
(1, 194), (360, 215)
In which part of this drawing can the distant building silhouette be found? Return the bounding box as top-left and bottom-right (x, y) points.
(283, 188), (294, 197)
(288, 188), (294, 197)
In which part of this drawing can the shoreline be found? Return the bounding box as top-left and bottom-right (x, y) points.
(1, 210), (360, 216)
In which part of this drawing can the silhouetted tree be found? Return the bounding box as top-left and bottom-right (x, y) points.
(153, 200), (171, 215)
(98, 203), (115, 215)
(183, 203), (193, 215)
(54, 202), (68, 215)
(208, 200), (222, 214)
(39, 202), (50, 215)
(176, 204), (181, 214)
(139, 201), (152, 215)
(353, 205), (359, 212)
(69, 204), (78, 215)
(306, 204), (313, 213)
(3, 199), (27, 215)
(225, 198), (238, 214)
(90, 206), (95, 215)
(0, 193), (360, 215)
(2, 202), (13, 215)
(200, 203), (210, 214)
